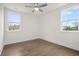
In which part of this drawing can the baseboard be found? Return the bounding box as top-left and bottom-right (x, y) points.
(5, 38), (40, 46)
(40, 37), (79, 51)
(0, 46), (4, 55)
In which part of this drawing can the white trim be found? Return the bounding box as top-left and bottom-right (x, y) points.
(0, 45), (4, 55)
(60, 30), (79, 32)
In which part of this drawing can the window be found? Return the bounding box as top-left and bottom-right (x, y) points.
(7, 10), (21, 31)
(61, 7), (79, 32)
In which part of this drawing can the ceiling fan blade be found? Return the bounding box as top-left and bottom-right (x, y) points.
(39, 3), (47, 7)
(25, 6), (35, 8)
(39, 9), (43, 12)
(25, 3), (47, 8)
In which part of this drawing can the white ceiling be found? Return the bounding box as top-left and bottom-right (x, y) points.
(1, 3), (68, 14)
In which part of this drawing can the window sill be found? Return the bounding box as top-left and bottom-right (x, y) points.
(60, 30), (79, 32)
(7, 30), (21, 32)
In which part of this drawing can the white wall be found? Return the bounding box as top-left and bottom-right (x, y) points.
(4, 8), (39, 45)
(40, 4), (79, 51)
(0, 5), (4, 54)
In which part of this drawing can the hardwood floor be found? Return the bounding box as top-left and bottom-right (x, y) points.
(1, 39), (79, 56)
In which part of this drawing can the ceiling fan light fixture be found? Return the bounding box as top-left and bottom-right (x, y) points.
(34, 7), (39, 11)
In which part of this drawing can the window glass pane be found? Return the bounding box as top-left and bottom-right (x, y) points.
(7, 11), (21, 31)
(61, 7), (79, 31)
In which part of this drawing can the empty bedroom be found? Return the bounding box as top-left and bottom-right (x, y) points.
(0, 3), (79, 56)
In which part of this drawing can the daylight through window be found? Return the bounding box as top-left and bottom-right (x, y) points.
(7, 10), (21, 31)
(61, 7), (79, 32)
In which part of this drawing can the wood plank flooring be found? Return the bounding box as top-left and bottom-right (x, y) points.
(1, 39), (79, 56)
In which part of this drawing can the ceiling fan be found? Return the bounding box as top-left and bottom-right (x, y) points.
(25, 3), (47, 12)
